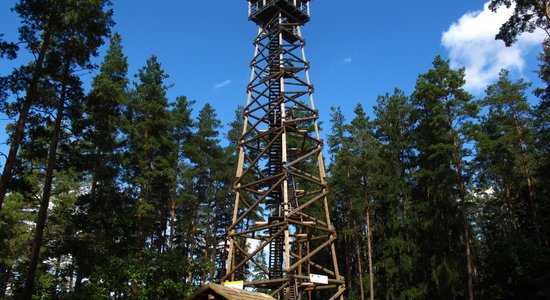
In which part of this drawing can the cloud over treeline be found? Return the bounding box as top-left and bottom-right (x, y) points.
(442, 2), (544, 92)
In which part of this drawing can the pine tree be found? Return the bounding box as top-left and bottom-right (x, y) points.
(122, 55), (175, 297)
(169, 95), (195, 250)
(24, 56), (85, 299)
(371, 88), (419, 299)
(0, 193), (33, 298)
(328, 104), (381, 300)
(347, 104), (380, 300)
(161, 95), (196, 296)
(475, 69), (550, 299)
(65, 33), (134, 297)
(0, 0), (113, 211)
(0, 33), (18, 59)
(327, 106), (356, 294)
(411, 56), (477, 299)
(185, 103), (224, 284)
(0, 83), (55, 297)
(483, 69), (540, 242)
(489, 0), (550, 46)
(534, 42), (550, 249)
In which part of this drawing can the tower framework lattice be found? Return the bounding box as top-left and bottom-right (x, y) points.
(223, 1), (345, 299)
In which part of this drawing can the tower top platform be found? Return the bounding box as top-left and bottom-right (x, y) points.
(248, 0), (311, 25)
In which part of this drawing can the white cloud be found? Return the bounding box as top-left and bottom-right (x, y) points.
(342, 57), (352, 64)
(442, 2), (544, 92)
(214, 79), (232, 89)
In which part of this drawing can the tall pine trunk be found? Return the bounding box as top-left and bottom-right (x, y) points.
(355, 236), (365, 300)
(133, 127), (149, 298)
(0, 32), (51, 211)
(344, 235), (352, 291)
(169, 195), (176, 248)
(169, 154), (179, 249)
(361, 174), (375, 300)
(186, 187), (203, 283)
(90, 147), (100, 203)
(503, 179), (517, 232)
(450, 123), (475, 300)
(211, 194), (221, 282)
(511, 109), (542, 244)
(187, 215), (198, 283)
(132, 183), (147, 299)
(366, 204), (375, 300)
(23, 64), (69, 298)
(156, 188), (168, 254)
(136, 129), (148, 252)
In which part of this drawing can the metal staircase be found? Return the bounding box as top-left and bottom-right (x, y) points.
(267, 28), (286, 283)
(269, 224), (284, 279)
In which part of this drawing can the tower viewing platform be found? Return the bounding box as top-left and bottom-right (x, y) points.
(248, 0), (310, 25)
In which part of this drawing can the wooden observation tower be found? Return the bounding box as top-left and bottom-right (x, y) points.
(222, 1), (345, 299)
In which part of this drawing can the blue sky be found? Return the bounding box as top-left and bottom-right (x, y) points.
(0, 0), (545, 146)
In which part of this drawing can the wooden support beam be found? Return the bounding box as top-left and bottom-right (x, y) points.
(222, 224), (288, 282)
(286, 236), (336, 273)
(235, 243), (269, 276)
(286, 190), (328, 218)
(229, 220), (284, 237)
(229, 175), (286, 231)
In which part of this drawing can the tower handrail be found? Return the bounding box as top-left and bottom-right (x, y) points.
(249, 0), (310, 18)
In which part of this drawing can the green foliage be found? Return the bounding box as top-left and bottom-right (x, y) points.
(184, 103), (229, 284)
(14, 0), (114, 64)
(0, 193), (34, 293)
(126, 250), (190, 299)
(534, 43), (550, 257)
(474, 68), (550, 299)
(371, 89), (419, 299)
(0, 33), (18, 59)
(489, 0), (549, 46)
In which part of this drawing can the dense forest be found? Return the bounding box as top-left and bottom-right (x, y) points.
(0, 0), (549, 299)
